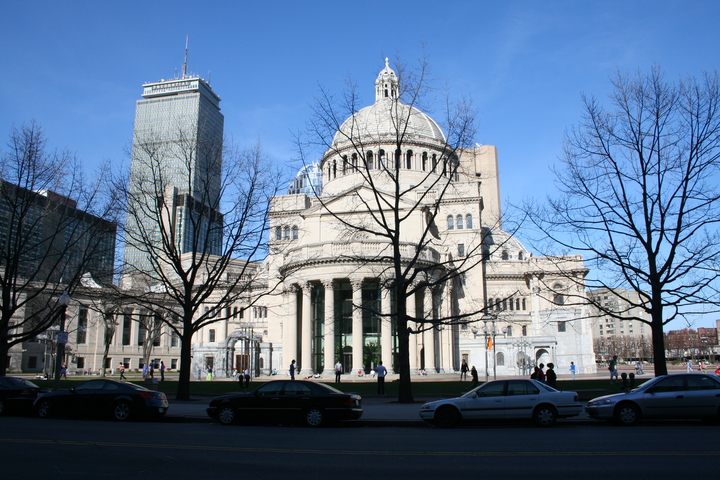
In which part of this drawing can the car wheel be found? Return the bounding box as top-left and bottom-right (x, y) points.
(37, 399), (52, 419)
(112, 400), (132, 421)
(614, 403), (639, 426)
(218, 406), (236, 425)
(304, 407), (324, 427)
(435, 406), (461, 428)
(533, 405), (557, 427)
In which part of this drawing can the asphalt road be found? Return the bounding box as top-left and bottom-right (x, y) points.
(1, 415), (719, 479)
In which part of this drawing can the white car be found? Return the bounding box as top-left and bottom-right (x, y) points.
(419, 379), (583, 428)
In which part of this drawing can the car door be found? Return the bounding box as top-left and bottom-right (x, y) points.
(463, 381), (506, 420)
(640, 375), (686, 419)
(251, 382), (286, 421)
(503, 380), (541, 419)
(281, 382), (315, 421)
(71, 380), (107, 417)
(683, 375), (720, 418)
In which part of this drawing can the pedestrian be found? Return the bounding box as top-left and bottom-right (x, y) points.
(460, 359), (469, 381)
(60, 365), (67, 379)
(376, 361), (387, 394)
(206, 365), (213, 381)
(243, 368), (250, 388)
(470, 366), (478, 389)
(142, 364), (148, 379)
(635, 362), (644, 375)
(290, 359), (296, 380)
(118, 362), (126, 380)
(609, 355), (619, 382)
(335, 359), (343, 383)
(148, 362), (154, 378)
(569, 361), (576, 380)
(546, 363), (557, 388)
(537, 363), (546, 383)
(160, 361), (165, 382)
(686, 360), (693, 373)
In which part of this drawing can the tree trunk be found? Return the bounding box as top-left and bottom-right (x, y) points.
(176, 329), (194, 400)
(396, 291), (413, 403)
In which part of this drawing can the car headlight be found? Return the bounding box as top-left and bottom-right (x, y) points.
(588, 398), (616, 406)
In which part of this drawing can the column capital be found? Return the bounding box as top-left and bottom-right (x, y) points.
(350, 277), (364, 290)
(321, 279), (335, 290)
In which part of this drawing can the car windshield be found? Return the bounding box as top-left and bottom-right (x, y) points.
(1, 377), (40, 388)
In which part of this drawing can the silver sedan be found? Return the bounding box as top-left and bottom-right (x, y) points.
(585, 373), (720, 425)
(419, 379), (583, 428)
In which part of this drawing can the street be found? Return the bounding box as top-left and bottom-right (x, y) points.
(1, 416), (718, 479)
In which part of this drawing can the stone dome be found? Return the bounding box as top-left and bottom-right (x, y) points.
(330, 59), (446, 147)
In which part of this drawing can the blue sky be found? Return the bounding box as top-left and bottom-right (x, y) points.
(2, 1), (719, 327)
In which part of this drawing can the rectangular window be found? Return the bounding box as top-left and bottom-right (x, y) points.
(558, 321), (567, 333)
(171, 359), (178, 369)
(209, 329), (216, 343)
(76, 357), (85, 369)
(122, 311), (132, 346)
(105, 358), (112, 369)
(171, 331), (179, 347)
(123, 358), (130, 369)
(76, 307), (88, 344)
(457, 243), (465, 257)
(28, 356), (38, 369)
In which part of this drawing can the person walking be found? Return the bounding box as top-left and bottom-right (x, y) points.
(334, 360), (343, 383)
(118, 362), (126, 380)
(686, 360), (693, 373)
(546, 363), (557, 388)
(569, 361), (576, 380)
(376, 361), (387, 395)
(148, 362), (154, 378)
(160, 361), (165, 382)
(142, 364), (148, 379)
(460, 359), (469, 381)
(470, 366), (479, 389)
(243, 368), (250, 388)
(609, 355), (619, 382)
(290, 359), (296, 380)
(206, 365), (213, 381)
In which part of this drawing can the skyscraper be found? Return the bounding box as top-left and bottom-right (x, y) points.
(123, 61), (224, 281)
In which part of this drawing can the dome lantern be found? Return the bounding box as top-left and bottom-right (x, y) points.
(375, 57), (399, 103)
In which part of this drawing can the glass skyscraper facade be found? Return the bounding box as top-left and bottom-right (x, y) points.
(124, 76), (224, 279)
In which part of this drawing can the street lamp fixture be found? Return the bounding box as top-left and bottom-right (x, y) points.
(482, 319), (508, 381)
(53, 291), (71, 391)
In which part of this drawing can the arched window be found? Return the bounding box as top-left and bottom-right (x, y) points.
(554, 294), (565, 305)
(466, 214), (473, 229)
(422, 152), (428, 171)
(342, 155), (348, 175)
(275, 226), (282, 241)
(332, 160), (337, 179)
(496, 352), (505, 366)
(406, 150), (413, 169)
(352, 153), (358, 171)
(367, 151), (374, 170)
(456, 215), (463, 229)
(292, 226), (298, 240)
(447, 216), (454, 230)
(432, 154), (437, 173)
(506, 326), (513, 337)
(522, 325), (527, 336)
(518, 251), (524, 260)
(501, 250), (509, 260)
(395, 149), (401, 169)
(522, 298), (526, 310)
(283, 226), (290, 240)
(378, 149), (385, 168)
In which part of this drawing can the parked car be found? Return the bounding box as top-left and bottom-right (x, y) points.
(585, 373), (720, 425)
(0, 377), (48, 415)
(419, 379), (583, 428)
(33, 378), (168, 421)
(206, 380), (363, 427)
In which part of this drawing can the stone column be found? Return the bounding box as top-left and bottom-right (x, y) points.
(381, 284), (392, 372)
(322, 280), (335, 376)
(424, 287), (437, 373)
(439, 285), (453, 373)
(301, 282), (313, 375)
(407, 290), (418, 373)
(351, 279), (364, 373)
(282, 285), (298, 373)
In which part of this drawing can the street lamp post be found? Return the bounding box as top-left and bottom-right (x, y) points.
(482, 320), (508, 381)
(53, 291), (71, 391)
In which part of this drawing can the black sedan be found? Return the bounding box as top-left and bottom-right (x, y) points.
(34, 379), (168, 421)
(0, 377), (48, 415)
(207, 380), (362, 427)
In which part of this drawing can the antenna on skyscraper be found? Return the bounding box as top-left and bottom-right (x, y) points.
(182, 35), (189, 78)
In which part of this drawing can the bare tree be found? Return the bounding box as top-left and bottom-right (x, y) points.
(526, 68), (720, 376)
(0, 121), (118, 376)
(118, 125), (279, 399)
(294, 56), (513, 402)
